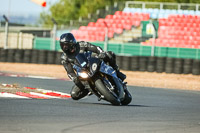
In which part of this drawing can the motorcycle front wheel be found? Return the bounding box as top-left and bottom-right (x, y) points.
(121, 89), (132, 105)
(95, 79), (120, 106)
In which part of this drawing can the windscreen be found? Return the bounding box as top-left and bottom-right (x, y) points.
(75, 53), (88, 68)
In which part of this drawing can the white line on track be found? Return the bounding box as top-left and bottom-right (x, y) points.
(37, 89), (71, 96)
(30, 92), (61, 99)
(0, 92), (30, 99)
(27, 75), (58, 79)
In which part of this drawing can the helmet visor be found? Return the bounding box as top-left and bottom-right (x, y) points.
(61, 42), (75, 52)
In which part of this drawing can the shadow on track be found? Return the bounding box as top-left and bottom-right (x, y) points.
(61, 119), (125, 133)
(76, 101), (151, 107)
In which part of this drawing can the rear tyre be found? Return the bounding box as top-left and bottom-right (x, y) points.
(95, 79), (120, 106)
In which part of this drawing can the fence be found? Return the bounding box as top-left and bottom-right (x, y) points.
(0, 32), (33, 49)
(33, 37), (60, 51)
(32, 38), (200, 60)
(125, 1), (200, 11)
(93, 42), (200, 59)
(3, 36), (200, 60)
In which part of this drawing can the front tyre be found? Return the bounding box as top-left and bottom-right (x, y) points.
(95, 79), (120, 105)
(121, 89), (132, 105)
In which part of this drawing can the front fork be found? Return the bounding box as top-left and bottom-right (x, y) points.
(99, 73), (125, 101)
(83, 76), (102, 99)
(112, 77), (125, 101)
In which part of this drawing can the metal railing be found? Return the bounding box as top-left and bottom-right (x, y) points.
(64, 1), (125, 28)
(125, 1), (200, 11)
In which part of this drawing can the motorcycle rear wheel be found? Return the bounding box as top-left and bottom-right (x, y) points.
(95, 79), (120, 106)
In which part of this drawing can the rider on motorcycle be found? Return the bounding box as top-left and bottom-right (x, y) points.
(60, 33), (126, 100)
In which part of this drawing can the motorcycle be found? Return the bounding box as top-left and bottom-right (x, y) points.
(73, 51), (132, 105)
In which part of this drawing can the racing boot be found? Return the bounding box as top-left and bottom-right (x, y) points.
(116, 70), (126, 81)
(113, 65), (126, 81)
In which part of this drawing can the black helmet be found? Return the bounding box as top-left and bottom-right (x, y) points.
(60, 33), (80, 58)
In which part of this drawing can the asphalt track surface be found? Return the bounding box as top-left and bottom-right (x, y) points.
(0, 75), (200, 133)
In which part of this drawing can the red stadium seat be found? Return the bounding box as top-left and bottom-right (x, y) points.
(113, 19), (122, 24)
(79, 26), (87, 31)
(113, 15), (123, 19)
(97, 18), (105, 23)
(88, 35), (97, 42)
(123, 24), (132, 30)
(95, 22), (106, 28)
(149, 14), (200, 48)
(105, 15), (113, 19)
(88, 22), (95, 27)
(97, 36), (105, 41)
(71, 11), (152, 42)
(115, 11), (123, 16)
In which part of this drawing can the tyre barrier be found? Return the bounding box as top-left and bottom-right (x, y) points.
(116, 56), (123, 69)
(0, 48), (200, 75)
(192, 59), (200, 75)
(156, 57), (166, 73)
(165, 57), (174, 73)
(130, 56), (139, 71)
(23, 49), (32, 63)
(139, 56), (148, 71)
(55, 52), (62, 65)
(15, 49), (24, 63)
(118, 55), (200, 75)
(183, 59), (192, 74)
(0, 48), (7, 62)
(0, 48), (62, 65)
(31, 49), (39, 64)
(147, 56), (157, 72)
(38, 50), (48, 64)
(47, 51), (56, 64)
(7, 49), (15, 62)
(121, 56), (132, 70)
(174, 58), (183, 74)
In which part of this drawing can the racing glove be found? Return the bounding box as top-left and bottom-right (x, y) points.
(98, 52), (107, 59)
(71, 76), (78, 83)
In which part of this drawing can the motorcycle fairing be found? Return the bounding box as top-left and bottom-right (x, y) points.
(88, 57), (101, 74)
(100, 61), (124, 100)
(75, 53), (89, 68)
(99, 61), (117, 78)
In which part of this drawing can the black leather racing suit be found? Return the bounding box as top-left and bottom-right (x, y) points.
(61, 41), (123, 100)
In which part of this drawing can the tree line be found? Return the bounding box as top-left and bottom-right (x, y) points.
(39, 0), (200, 27)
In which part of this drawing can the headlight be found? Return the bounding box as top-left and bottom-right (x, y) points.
(78, 72), (89, 78)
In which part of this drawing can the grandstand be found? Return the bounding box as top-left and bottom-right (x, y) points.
(124, 1), (200, 18)
(71, 11), (149, 42)
(142, 14), (200, 49)
(70, 1), (200, 49)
